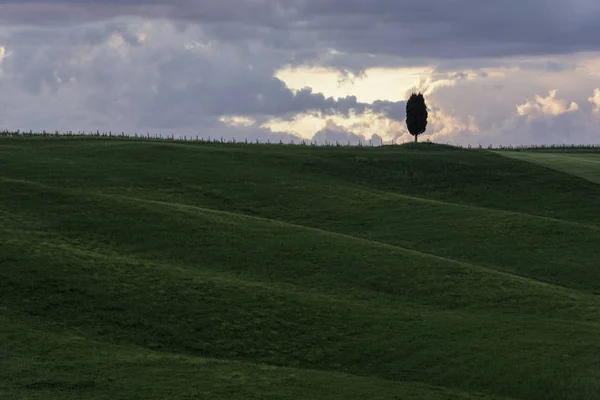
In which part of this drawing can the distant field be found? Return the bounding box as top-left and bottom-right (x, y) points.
(498, 151), (600, 184)
(1, 137), (600, 399)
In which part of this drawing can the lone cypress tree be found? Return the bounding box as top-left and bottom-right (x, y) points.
(405, 92), (428, 143)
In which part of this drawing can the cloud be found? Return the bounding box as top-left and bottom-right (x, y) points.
(369, 100), (406, 122)
(495, 110), (598, 146)
(1, 1), (599, 61)
(589, 88), (600, 113)
(208, 119), (302, 144)
(402, 71), (475, 98)
(0, 4), (597, 147)
(285, 1), (600, 59)
(311, 119), (381, 145)
(0, 19), (402, 138)
(517, 90), (579, 119)
(370, 133), (384, 146)
(417, 60), (600, 146)
(312, 120), (366, 145)
(387, 103), (480, 145)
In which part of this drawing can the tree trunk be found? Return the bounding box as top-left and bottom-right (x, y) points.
(414, 134), (418, 143)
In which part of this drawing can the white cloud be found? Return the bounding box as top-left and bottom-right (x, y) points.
(516, 90), (579, 119)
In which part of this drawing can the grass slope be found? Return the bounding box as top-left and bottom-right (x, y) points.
(3, 313), (498, 400)
(1, 137), (600, 399)
(498, 151), (600, 184)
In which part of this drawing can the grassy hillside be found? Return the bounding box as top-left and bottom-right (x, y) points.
(498, 151), (600, 184)
(1, 136), (600, 399)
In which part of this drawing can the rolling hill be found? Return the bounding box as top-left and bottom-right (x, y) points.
(499, 151), (600, 185)
(1, 136), (599, 399)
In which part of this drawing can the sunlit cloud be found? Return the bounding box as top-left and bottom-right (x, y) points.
(220, 116), (257, 127)
(589, 88), (600, 113)
(517, 90), (579, 118)
(276, 66), (431, 103)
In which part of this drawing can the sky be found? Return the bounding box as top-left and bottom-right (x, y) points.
(0, 1), (598, 146)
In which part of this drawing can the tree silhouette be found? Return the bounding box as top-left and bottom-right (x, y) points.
(405, 93), (428, 143)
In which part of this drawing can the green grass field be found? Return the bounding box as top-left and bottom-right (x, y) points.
(498, 151), (600, 184)
(1, 137), (600, 399)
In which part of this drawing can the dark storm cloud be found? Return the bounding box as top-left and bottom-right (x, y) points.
(1, 1), (599, 59)
(137, 70), (404, 126)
